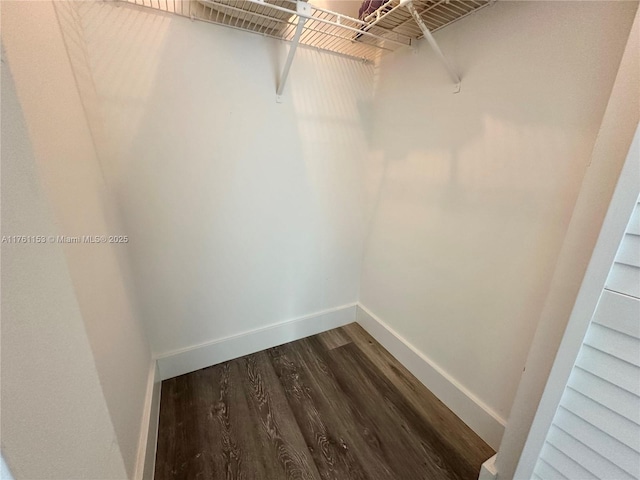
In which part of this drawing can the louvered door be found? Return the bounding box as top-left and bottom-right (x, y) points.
(532, 200), (640, 480)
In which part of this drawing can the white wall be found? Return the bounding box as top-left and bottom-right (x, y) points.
(1, 53), (127, 480)
(65, 1), (372, 358)
(1, 1), (155, 477)
(360, 0), (637, 441)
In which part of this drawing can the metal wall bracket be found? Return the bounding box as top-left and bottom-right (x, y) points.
(275, 1), (310, 103)
(400, 0), (461, 93)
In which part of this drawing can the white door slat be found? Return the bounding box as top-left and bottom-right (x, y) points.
(607, 262), (640, 298)
(615, 233), (640, 268)
(534, 457), (569, 480)
(545, 425), (636, 480)
(540, 443), (599, 480)
(575, 347), (640, 396)
(626, 203), (639, 235)
(559, 388), (640, 452)
(591, 289), (640, 339)
(583, 323), (640, 367)
(553, 407), (640, 477)
(568, 368), (640, 424)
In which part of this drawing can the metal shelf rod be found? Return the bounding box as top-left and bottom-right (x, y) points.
(401, 0), (461, 91)
(276, 3), (308, 101)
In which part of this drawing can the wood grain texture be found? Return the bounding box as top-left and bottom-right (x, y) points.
(269, 339), (393, 480)
(323, 340), (474, 480)
(235, 352), (321, 480)
(342, 323), (495, 469)
(155, 323), (494, 479)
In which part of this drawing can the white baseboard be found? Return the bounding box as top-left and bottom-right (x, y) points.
(135, 361), (162, 480)
(356, 304), (506, 450)
(156, 303), (358, 380)
(478, 454), (498, 480)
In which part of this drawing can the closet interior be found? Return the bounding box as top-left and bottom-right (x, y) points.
(1, 0), (638, 479)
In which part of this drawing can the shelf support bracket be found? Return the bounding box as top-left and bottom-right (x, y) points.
(276, 1), (310, 103)
(401, 0), (461, 93)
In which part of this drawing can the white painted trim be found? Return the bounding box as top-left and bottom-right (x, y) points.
(156, 304), (358, 380)
(134, 361), (162, 480)
(478, 454), (498, 480)
(512, 124), (640, 480)
(355, 304), (506, 450)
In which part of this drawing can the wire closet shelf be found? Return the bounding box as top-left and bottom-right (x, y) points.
(121, 0), (491, 62)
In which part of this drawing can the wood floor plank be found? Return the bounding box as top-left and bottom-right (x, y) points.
(187, 368), (220, 478)
(234, 352), (322, 480)
(321, 339), (473, 480)
(155, 371), (213, 479)
(269, 339), (394, 480)
(154, 377), (177, 479)
(342, 323), (495, 467)
(205, 361), (255, 479)
(156, 364), (247, 479)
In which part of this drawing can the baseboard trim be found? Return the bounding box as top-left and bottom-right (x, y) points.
(479, 454), (498, 480)
(135, 361), (162, 480)
(156, 303), (358, 380)
(356, 304), (506, 450)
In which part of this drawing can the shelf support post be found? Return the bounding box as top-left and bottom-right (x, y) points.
(276, 1), (310, 103)
(400, 0), (461, 93)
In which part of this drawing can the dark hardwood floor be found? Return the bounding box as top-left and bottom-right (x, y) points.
(154, 323), (495, 480)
